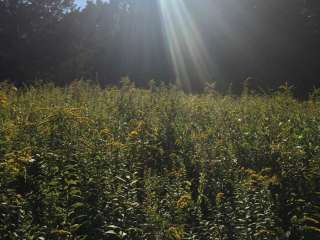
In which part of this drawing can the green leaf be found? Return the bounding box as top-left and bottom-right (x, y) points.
(72, 202), (85, 209)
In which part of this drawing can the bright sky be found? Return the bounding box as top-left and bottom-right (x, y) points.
(75, 0), (86, 7)
(76, 0), (108, 8)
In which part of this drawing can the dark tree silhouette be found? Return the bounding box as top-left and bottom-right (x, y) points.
(0, 0), (320, 96)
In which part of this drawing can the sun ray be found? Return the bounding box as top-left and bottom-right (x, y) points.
(158, 0), (213, 90)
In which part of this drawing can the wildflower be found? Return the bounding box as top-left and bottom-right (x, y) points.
(245, 168), (256, 175)
(169, 169), (185, 178)
(167, 226), (184, 240)
(19, 151), (35, 164)
(268, 175), (280, 185)
(51, 229), (71, 238)
(177, 193), (192, 209)
(153, 127), (159, 135)
(108, 140), (125, 149)
(64, 107), (81, 116)
(0, 92), (7, 106)
(175, 138), (182, 146)
(129, 130), (139, 139)
(250, 173), (262, 181)
(271, 143), (280, 152)
(216, 192), (225, 204)
(3, 149), (34, 177)
(101, 128), (111, 136)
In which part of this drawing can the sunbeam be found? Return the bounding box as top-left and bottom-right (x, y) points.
(158, 0), (213, 90)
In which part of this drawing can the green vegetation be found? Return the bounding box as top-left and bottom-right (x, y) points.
(0, 81), (320, 240)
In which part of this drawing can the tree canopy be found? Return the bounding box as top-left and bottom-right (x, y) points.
(0, 0), (320, 96)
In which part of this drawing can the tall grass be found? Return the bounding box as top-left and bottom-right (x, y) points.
(0, 81), (319, 239)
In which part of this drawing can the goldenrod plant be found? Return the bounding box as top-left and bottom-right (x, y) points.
(0, 81), (319, 239)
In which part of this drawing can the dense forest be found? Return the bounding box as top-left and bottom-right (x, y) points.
(1, 0), (320, 96)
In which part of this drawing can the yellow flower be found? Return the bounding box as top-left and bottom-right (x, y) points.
(101, 128), (112, 137)
(0, 92), (8, 106)
(250, 173), (263, 181)
(129, 130), (139, 138)
(169, 169), (185, 178)
(51, 229), (71, 238)
(107, 140), (125, 149)
(175, 138), (182, 146)
(19, 152), (33, 164)
(3, 149), (34, 176)
(167, 225), (184, 240)
(244, 168), (256, 176)
(268, 175), (280, 186)
(153, 127), (159, 135)
(64, 107), (81, 116)
(271, 143), (280, 152)
(216, 192), (225, 204)
(177, 193), (192, 209)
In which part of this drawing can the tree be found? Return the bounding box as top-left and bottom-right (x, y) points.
(0, 0), (74, 84)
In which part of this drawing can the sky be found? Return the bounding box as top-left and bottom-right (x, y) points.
(75, 0), (108, 8)
(75, 0), (86, 8)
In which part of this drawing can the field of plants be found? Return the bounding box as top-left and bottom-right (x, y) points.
(0, 81), (320, 240)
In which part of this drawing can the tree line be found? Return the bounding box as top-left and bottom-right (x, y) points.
(1, 0), (320, 96)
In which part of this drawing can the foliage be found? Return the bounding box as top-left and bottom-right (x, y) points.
(0, 81), (320, 239)
(1, 0), (320, 96)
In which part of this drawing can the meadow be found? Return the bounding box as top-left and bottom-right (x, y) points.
(0, 81), (319, 240)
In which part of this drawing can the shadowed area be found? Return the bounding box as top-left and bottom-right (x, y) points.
(0, 0), (320, 95)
